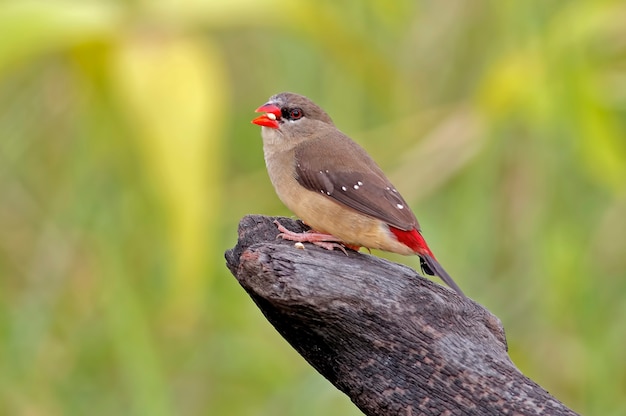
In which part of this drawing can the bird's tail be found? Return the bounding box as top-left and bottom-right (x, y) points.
(420, 254), (465, 297)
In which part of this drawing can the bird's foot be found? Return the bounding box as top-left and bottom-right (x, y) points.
(274, 220), (356, 255)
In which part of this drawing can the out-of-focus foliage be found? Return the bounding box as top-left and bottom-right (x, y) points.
(1, 0), (625, 414)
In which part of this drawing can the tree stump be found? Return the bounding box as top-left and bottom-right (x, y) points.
(225, 215), (578, 416)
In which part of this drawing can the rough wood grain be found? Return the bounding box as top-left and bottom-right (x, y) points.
(225, 215), (578, 416)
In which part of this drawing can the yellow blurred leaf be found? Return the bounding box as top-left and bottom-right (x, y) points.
(110, 30), (228, 333)
(477, 49), (546, 117)
(0, 1), (119, 73)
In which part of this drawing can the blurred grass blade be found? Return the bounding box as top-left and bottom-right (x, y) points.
(110, 30), (228, 333)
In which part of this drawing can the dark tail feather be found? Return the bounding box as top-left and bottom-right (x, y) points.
(420, 254), (465, 297)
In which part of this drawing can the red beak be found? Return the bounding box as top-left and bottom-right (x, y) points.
(251, 103), (281, 129)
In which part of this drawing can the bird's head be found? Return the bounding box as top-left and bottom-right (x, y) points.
(252, 93), (334, 148)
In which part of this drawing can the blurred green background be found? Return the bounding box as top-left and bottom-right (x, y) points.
(1, 0), (625, 415)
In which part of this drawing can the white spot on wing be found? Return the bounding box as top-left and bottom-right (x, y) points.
(357, 181), (363, 186)
(396, 204), (404, 209)
(353, 185), (359, 190)
(341, 186), (347, 191)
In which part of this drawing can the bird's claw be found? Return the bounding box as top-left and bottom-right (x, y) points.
(274, 220), (349, 255)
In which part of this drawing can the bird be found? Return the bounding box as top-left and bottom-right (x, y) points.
(251, 92), (465, 297)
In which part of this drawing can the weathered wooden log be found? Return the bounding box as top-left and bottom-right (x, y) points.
(225, 215), (578, 416)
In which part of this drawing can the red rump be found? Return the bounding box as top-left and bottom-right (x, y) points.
(389, 226), (434, 258)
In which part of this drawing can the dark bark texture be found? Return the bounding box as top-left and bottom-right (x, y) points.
(225, 215), (578, 416)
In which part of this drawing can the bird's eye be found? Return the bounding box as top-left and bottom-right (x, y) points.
(289, 108), (303, 120)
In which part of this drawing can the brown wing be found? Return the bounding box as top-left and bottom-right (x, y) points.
(294, 131), (419, 231)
